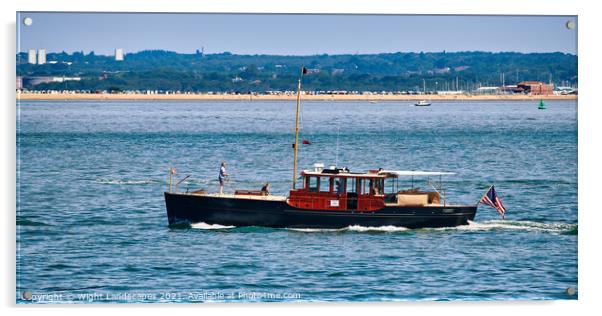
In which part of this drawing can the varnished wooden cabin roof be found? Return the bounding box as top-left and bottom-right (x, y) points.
(301, 170), (386, 178)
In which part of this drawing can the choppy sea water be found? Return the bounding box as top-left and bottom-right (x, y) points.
(16, 100), (577, 303)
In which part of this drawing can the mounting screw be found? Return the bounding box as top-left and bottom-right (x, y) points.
(566, 287), (576, 296)
(566, 20), (575, 30)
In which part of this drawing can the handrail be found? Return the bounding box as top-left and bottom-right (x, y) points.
(175, 175), (191, 192)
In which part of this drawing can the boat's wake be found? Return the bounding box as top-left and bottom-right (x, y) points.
(190, 222), (236, 230)
(450, 220), (577, 234)
(187, 220), (576, 234)
(288, 225), (410, 233)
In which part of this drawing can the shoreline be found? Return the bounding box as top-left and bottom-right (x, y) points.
(16, 92), (577, 102)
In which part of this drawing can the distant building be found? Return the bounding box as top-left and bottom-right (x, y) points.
(115, 48), (124, 61)
(517, 81), (554, 95)
(454, 65), (470, 72)
(27, 49), (36, 64)
(554, 86), (577, 95)
(437, 90), (464, 95)
(433, 67), (450, 74)
(500, 85), (519, 94)
(37, 49), (46, 65)
(22, 76), (81, 87)
(475, 86), (500, 94)
(16, 76), (23, 90)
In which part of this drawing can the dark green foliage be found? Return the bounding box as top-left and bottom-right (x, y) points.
(17, 50), (577, 91)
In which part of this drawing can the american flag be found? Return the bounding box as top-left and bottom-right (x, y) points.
(480, 185), (506, 218)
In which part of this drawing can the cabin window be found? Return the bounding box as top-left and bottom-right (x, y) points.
(358, 179), (366, 195)
(320, 177), (332, 193)
(359, 179), (368, 195)
(367, 179), (375, 195)
(308, 176), (318, 192)
(335, 178), (346, 195)
(375, 178), (384, 195)
(384, 177), (396, 194)
(347, 178), (357, 193)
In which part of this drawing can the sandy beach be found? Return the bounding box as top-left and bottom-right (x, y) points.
(16, 92), (577, 102)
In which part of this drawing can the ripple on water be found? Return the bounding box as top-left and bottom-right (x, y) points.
(17, 218), (51, 227)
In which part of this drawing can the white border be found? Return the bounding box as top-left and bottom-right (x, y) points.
(4, 0), (585, 15)
(3, 0), (601, 315)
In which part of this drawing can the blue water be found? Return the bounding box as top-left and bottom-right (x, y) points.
(16, 100), (577, 303)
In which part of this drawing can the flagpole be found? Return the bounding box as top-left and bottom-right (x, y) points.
(169, 170), (172, 193)
(292, 66), (304, 189)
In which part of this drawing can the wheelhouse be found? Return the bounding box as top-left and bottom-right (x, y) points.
(287, 167), (386, 212)
(287, 166), (457, 212)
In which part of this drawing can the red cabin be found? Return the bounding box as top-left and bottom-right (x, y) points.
(287, 166), (386, 212)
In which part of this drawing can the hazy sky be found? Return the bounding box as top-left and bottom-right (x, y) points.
(16, 12), (577, 55)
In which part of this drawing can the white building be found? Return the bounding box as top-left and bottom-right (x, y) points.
(115, 48), (124, 61)
(475, 86), (500, 95)
(437, 90), (465, 95)
(37, 49), (46, 65)
(27, 49), (36, 64)
(51, 76), (81, 83)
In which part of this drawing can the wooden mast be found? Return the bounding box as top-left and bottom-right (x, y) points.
(292, 66), (304, 189)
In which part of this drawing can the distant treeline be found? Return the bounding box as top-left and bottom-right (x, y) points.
(16, 50), (578, 92)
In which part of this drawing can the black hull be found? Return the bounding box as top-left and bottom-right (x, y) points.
(164, 192), (477, 229)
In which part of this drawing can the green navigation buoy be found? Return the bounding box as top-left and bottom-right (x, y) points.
(538, 99), (546, 110)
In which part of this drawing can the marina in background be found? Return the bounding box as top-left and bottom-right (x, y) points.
(17, 50), (577, 100)
(16, 91), (576, 101)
